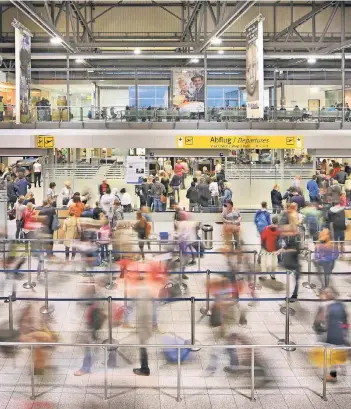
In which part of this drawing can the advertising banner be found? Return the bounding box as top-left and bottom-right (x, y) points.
(12, 19), (32, 124)
(246, 15), (264, 119)
(172, 69), (205, 113)
(126, 156), (146, 184)
(176, 135), (303, 150)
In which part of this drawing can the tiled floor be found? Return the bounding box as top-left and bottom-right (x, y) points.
(1, 218), (351, 408)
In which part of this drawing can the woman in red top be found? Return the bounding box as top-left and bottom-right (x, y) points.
(259, 215), (280, 280)
(69, 196), (85, 218)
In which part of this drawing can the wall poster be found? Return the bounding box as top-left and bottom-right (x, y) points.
(126, 156), (146, 184)
(172, 69), (205, 113)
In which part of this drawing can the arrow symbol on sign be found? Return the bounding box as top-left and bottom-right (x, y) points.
(178, 137), (183, 147)
(179, 137), (182, 142)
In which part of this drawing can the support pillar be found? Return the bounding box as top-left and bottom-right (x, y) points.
(279, 150), (284, 190)
(135, 70), (138, 110)
(204, 52), (208, 121)
(280, 82), (285, 109)
(341, 1), (345, 125)
(169, 71), (173, 109)
(66, 55), (70, 121)
(273, 70), (277, 120)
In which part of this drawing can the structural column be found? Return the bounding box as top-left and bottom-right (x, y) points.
(341, 1), (345, 125)
(135, 70), (138, 110)
(169, 70), (173, 109)
(279, 149), (284, 190)
(273, 69), (277, 120)
(66, 55), (70, 121)
(204, 52), (208, 121)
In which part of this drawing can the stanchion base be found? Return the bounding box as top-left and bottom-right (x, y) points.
(102, 338), (118, 351)
(23, 282), (36, 289)
(200, 307), (212, 316)
(40, 305), (55, 315)
(278, 339), (296, 352)
(105, 282), (117, 290)
(184, 339), (201, 352)
(280, 306), (296, 316)
(302, 282), (316, 289)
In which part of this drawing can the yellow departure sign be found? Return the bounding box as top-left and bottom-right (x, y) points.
(36, 135), (55, 149)
(176, 135), (303, 149)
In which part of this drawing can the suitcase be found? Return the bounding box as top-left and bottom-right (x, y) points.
(169, 195), (176, 208)
(162, 335), (192, 362)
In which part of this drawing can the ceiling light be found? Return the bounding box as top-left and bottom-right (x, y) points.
(190, 58), (199, 63)
(134, 48), (141, 55)
(218, 50), (224, 55)
(88, 70), (94, 73)
(50, 36), (62, 45)
(75, 58), (85, 64)
(211, 38), (222, 45)
(307, 57), (316, 64)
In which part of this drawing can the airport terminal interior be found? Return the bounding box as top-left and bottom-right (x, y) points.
(4, 1), (351, 409)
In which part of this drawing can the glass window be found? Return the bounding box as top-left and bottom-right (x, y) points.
(207, 86), (241, 107)
(129, 86), (168, 108)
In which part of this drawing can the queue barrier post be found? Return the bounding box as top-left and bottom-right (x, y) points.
(8, 295), (13, 332)
(103, 296), (118, 352)
(278, 271), (296, 351)
(40, 269), (55, 315)
(200, 270), (212, 316)
(185, 297), (201, 351)
(197, 241), (201, 271)
(177, 347), (181, 402)
(104, 346), (108, 400)
(253, 250), (262, 290)
(30, 345), (35, 400)
(323, 346), (328, 401)
(23, 242), (36, 290)
(105, 251), (117, 290)
(251, 347), (255, 401)
(302, 249), (316, 290)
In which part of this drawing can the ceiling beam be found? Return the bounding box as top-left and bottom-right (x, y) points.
(197, 0), (256, 52)
(273, 1), (336, 41)
(70, 1), (95, 42)
(181, 1), (203, 41)
(9, 0), (76, 52)
(150, 1), (181, 21)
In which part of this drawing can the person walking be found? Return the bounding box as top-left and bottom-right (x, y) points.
(63, 210), (81, 261)
(254, 201), (272, 236)
(47, 182), (58, 207)
(170, 173), (182, 204)
(15, 172), (31, 197)
(60, 181), (73, 206)
(271, 184), (283, 214)
(150, 177), (165, 212)
(328, 202), (347, 256)
(14, 196), (26, 240)
(209, 177), (219, 206)
(7, 176), (17, 209)
(327, 180), (341, 206)
(99, 179), (110, 198)
(33, 160), (42, 188)
(307, 175), (320, 203)
(186, 181), (198, 211)
(314, 229), (338, 290)
(259, 216), (280, 280)
(38, 200), (56, 257)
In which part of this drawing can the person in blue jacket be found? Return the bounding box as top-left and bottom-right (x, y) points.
(254, 201), (272, 235)
(307, 175), (320, 203)
(14, 172), (31, 197)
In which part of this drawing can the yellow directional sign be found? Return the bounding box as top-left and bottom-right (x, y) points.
(36, 135), (55, 149)
(176, 135), (304, 149)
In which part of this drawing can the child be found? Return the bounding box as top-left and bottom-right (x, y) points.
(98, 216), (111, 262)
(340, 192), (347, 207)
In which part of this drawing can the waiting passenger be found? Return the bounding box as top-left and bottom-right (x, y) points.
(120, 187), (133, 212)
(271, 184), (283, 214)
(186, 181), (198, 211)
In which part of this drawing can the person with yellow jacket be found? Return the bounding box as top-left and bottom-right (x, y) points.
(63, 210), (81, 261)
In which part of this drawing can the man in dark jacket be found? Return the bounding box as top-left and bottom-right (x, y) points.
(186, 182), (198, 211)
(328, 203), (346, 255)
(197, 178), (211, 208)
(14, 173), (30, 197)
(336, 167), (347, 185)
(7, 177), (17, 209)
(38, 200), (56, 256)
(290, 188), (305, 210)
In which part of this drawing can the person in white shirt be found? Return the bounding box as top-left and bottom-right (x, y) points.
(120, 188), (132, 212)
(209, 177), (219, 206)
(60, 181), (73, 206)
(100, 187), (115, 216)
(164, 160), (173, 177)
(33, 160), (42, 188)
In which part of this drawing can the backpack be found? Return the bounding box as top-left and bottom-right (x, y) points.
(51, 212), (60, 231)
(305, 214), (318, 235)
(255, 211), (269, 234)
(86, 303), (106, 331)
(331, 210), (346, 231)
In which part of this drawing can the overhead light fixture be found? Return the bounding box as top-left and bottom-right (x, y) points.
(190, 58), (199, 63)
(134, 48), (141, 55)
(307, 57), (316, 64)
(218, 50), (224, 55)
(75, 58), (85, 64)
(50, 36), (62, 45)
(88, 69), (94, 73)
(211, 38), (222, 45)
(182, 69), (188, 73)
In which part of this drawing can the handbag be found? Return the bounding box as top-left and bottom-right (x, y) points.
(160, 194), (167, 204)
(51, 212), (60, 231)
(210, 302), (223, 327)
(8, 208), (15, 221)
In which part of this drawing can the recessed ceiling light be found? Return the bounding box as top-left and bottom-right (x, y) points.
(211, 38), (222, 45)
(217, 50), (224, 55)
(50, 36), (62, 45)
(190, 58), (199, 63)
(75, 58), (85, 64)
(307, 57), (316, 64)
(88, 70), (94, 73)
(134, 48), (141, 55)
